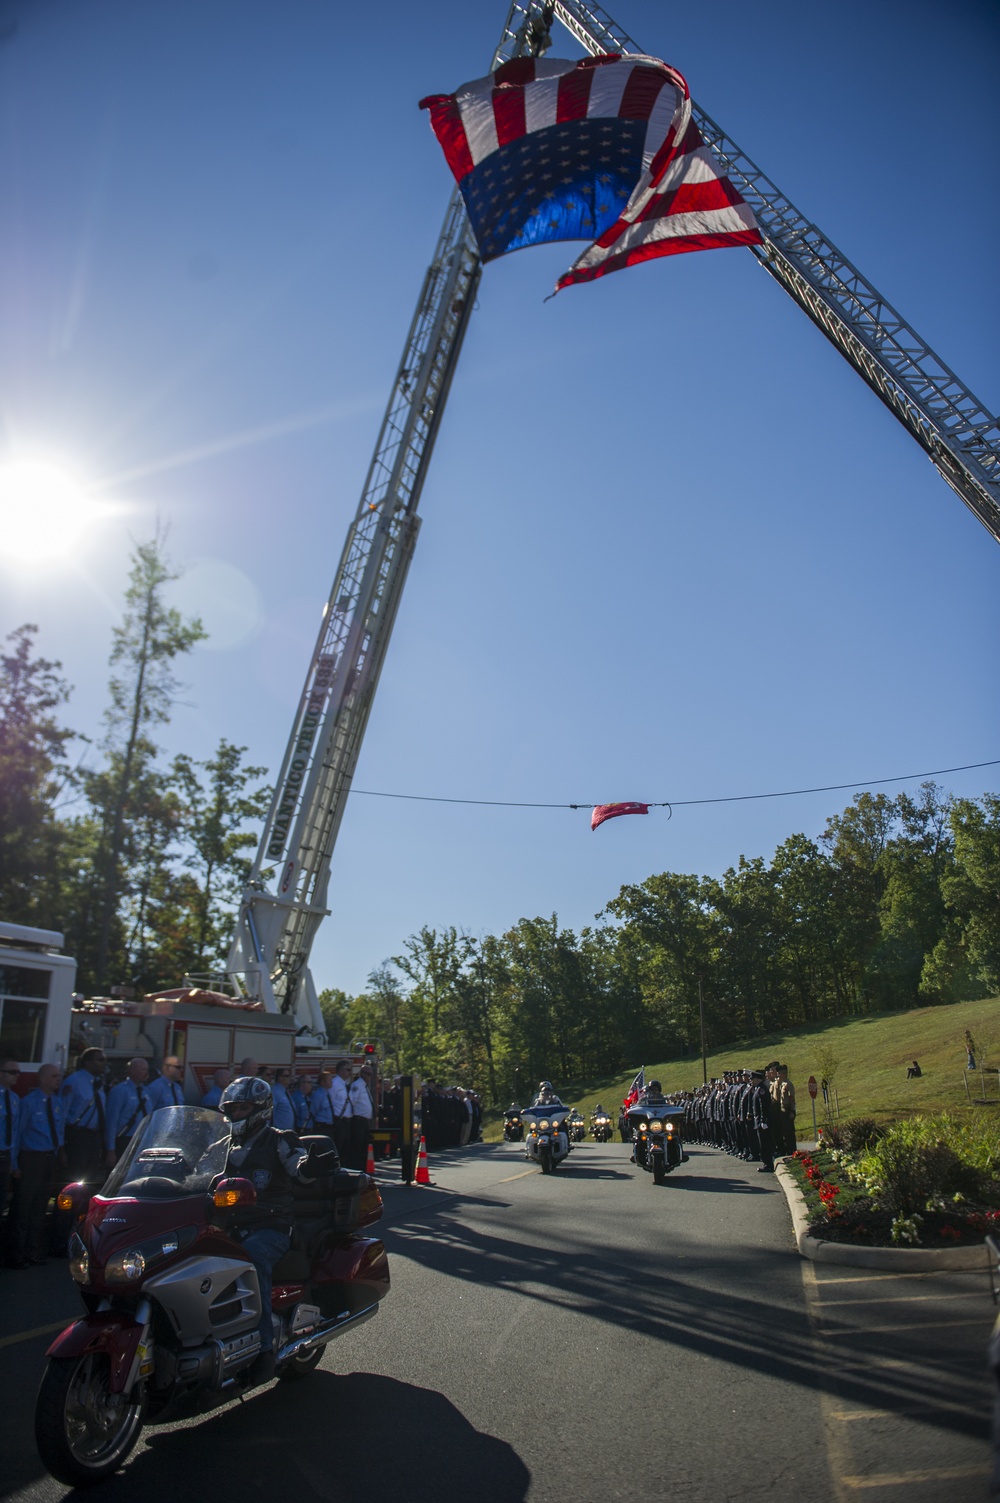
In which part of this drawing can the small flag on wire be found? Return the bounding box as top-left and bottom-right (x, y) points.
(591, 801), (649, 831)
(420, 53), (761, 293)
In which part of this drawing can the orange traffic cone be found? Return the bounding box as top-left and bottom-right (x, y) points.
(415, 1135), (432, 1185)
(365, 1140), (376, 1176)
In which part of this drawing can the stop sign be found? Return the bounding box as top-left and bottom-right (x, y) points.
(808, 1075), (818, 1099)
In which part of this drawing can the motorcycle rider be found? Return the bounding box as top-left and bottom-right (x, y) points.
(531, 1080), (559, 1106)
(219, 1076), (336, 1386)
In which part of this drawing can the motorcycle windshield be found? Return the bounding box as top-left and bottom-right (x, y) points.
(101, 1106), (232, 1199)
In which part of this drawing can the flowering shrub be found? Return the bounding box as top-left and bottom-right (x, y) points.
(890, 1214), (923, 1245)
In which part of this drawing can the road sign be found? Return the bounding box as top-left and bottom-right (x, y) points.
(808, 1075), (818, 1099)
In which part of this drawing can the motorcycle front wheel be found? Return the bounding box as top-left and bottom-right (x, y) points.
(539, 1147), (553, 1174)
(279, 1344), (326, 1380)
(652, 1156), (667, 1185)
(35, 1353), (145, 1487)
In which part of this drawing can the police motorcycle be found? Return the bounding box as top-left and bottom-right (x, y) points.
(591, 1106), (614, 1143)
(503, 1104), (525, 1142)
(568, 1110), (587, 1143)
(34, 1104), (390, 1486)
(521, 1082), (571, 1174)
(628, 1083), (686, 1185)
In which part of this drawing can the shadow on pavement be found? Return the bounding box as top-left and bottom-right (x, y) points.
(21, 1372), (531, 1502)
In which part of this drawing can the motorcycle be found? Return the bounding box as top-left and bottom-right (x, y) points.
(503, 1110), (524, 1142)
(591, 1112), (614, 1143)
(35, 1106), (390, 1487)
(568, 1111), (587, 1143)
(521, 1106), (571, 1174)
(628, 1104), (685, 1184)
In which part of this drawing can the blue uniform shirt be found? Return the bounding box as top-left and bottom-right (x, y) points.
(17, 1088), (64, 1152)
(61, 1069), (107, 1130)
(1, 1087), (20, 1171)
(310, 1088), (333, 1127)
(290, 1089), (312, 1130)
(105, 1079), (151, 1150)
(201, 1085), (224, 1111)
(147, 1075), (185, 1111)
(271, 1082), (295, 1131)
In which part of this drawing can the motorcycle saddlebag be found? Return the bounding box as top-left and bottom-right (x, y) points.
(310, 1237), (390, 1319)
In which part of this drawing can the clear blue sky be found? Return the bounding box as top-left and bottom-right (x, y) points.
(1, 0), (997, 997)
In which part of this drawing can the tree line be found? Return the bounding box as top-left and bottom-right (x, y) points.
(1, 536), (269, 993)
(2, 536), (997, 1101)
(323, 782), (999, 1102)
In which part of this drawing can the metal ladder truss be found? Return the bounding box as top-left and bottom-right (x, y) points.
(229, 0), (998, 1038)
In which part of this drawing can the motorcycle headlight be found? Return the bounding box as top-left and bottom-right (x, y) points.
(68, 1232), (90, 1285)
(538, 1119), (549, 1131)
(665, 1121), (675, 1132)
(106, 1248), (146, 1282)
(650, 1120), (664, 1133)
(102, 1225), (198, 1284)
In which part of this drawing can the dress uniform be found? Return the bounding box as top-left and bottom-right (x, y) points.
(147, 1061), (185, 1110)
(61, 1059), (108, 1184)
(11, 1071), (64, 1264)
(105, 1076), (151, 1159)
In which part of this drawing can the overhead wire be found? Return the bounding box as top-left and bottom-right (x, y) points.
(349, 757), (1000, 812)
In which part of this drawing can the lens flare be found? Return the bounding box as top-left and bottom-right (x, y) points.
(0, 457), (113, 565)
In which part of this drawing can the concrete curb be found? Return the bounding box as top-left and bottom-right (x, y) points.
(774, 1160), (991, 1271)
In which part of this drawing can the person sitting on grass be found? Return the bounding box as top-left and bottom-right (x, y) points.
(906, 1060), (922, 1079)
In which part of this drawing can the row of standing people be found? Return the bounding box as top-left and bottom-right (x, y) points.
(417, 1080), (483, 1152)
(670, 1062), (798, 1173)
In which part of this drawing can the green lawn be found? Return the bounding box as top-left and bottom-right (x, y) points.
(483, 994), (1000, 1139)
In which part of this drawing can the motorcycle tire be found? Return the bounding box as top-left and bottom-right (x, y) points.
(652, 1157), (667, 1186)
(35, 1353), (145, 1487)
(539, 1148), (553, 1174)
(279, 1344), (326, 1380)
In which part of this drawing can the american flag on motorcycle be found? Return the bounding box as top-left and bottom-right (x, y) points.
(419, 53), (761, 293)
(623, 1068), (644, 1110)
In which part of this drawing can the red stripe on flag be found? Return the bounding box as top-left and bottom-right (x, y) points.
(556, 64), (594, 122)
(617, 63), (667, 122)
(493, 57), (536, 89)
(639, 175), (747, 222)
(556, 227), (763, 290)
(492, 84), (526, 147)
(419, 94), (474, 181)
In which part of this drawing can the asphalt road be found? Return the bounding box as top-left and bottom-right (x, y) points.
(0, 1141), (994, 1502)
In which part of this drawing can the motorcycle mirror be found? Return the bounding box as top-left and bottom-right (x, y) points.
(212, 1176), (257, 1209)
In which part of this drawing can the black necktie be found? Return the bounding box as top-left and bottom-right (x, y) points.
(3, 1090), (11, 1148)
(45, 1097), (58, 1150)
(171, 1082), (180, 1105)
(93, 1078), (106, 1136)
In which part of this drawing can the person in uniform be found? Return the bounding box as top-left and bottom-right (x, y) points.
(328, 1061), (354, 1163)
(147, 1056), (185, 1110)
(271, 1068), (295, 1130)
(201, 1067), (231, 1111)
(105, 1057), (150, 1166)
(750, 1069), (775, 1172)
(290, 1076), (315, 1130)
(0, 1061), (21, 1247)
(60, 1047), (107, 1185)
(348, 1062), (375, 1170)
(9, 1064), (65, 1266)
(310, 1069), (336, 1146)
(219, 1076), (335, 1386)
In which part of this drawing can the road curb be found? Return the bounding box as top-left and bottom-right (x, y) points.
(774, 1160), (991, 1270)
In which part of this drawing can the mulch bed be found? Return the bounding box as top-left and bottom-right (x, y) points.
(785, 1148), (1000, 1248)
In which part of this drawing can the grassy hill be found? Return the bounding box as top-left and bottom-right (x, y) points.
(484, 995), (1000, 1139)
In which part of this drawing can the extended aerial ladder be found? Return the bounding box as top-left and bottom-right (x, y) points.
(227, 0), (1000, 1045)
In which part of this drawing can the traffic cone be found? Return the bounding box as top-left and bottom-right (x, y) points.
(415, 1135), (432, 1185)
(365, 1140), (376, 1176)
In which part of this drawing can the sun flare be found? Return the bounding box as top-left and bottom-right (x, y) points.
(0, 457), (114, 565)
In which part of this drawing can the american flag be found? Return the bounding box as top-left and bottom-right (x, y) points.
(623, 1067), (644, 1110)
(420, 53), (761, 292)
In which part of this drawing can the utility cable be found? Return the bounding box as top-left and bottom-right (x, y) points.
(349, 757), (999, 812)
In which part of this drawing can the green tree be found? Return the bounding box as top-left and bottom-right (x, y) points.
(89, 536), (205, 990)
(0, 625), (77, 923)
(317, 987), (353, 1048)
(171, 739), (270, 969)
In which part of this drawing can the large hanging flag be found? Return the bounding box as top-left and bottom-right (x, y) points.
(420, 53), (761, 292)
(623, 1068), (645, 1111)
(591, 801), (649, 831)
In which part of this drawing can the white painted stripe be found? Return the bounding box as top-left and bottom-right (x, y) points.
(585, 60), (631, 121)
(524, 75), (561, 135)
(456, 77), (499, 166)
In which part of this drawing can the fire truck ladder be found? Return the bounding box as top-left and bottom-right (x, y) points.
(228, 0), (999, 1043)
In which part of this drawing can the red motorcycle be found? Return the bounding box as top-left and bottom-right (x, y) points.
(35, 1106), (390, 1486)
